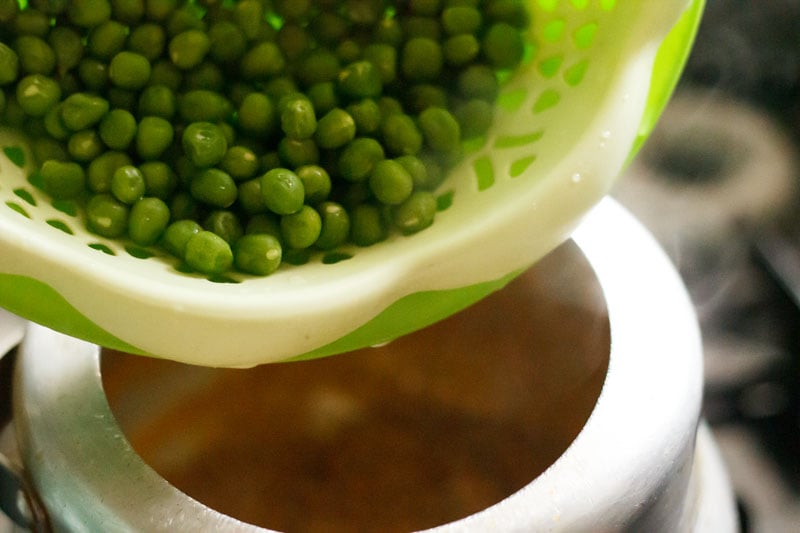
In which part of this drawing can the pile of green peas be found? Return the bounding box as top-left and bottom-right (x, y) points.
(0, 0), (528, 276)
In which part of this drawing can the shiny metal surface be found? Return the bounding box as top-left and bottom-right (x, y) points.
(10, 199), (738, 532)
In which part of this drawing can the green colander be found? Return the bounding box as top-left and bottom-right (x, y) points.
(0, 0), (704, 367)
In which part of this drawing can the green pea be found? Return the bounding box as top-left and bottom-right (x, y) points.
(68, 0), (112, 28)
(237, 178), (267, 215)
(13, 8), (50, 36)
(178, 89), (232, 123)
(169, 29), (210, 70)
(455, 98), (494, 138)
(110, 0), (145, 24)
(87, 150), (132, 193)
(148, 59), (182, 90)
(0, 43), (19, 85)
(16, 74), (61, 117)
(349, 203), (386, 246)
(184, 230), (233, 275)
(381, 113), (423, 156)
(484, 0), (531, 28)
(343, 0), (382, 26)
(86, 193), (129, 238)
(182, 121), (227, 168)
(162, 219), (202, 258)
(280, 205), (321, 249)
(78, 59), (109, 91)
(31, 137), (68, 166)
(295, 165), (331, 205)
(234, 234), (282, 276)
(144, 0), (178, 22)
(401, 17), (441, 42)
(395, 155), (429, 189)
(204, 210), (243, 244)
(14, 36), (55, 75)
(136, 116), (174, 160)
(277, 23), (311, 60)
(241, 41), (285, 81)
(277, 137), (319, 168)
(338, 137), (385, 182)
(109, 51), (152, 90)
(128, 23), (167, 61)
(183, 62), (224, 92)
(373, 17), (403, 47)
(40, 160), (86, 200)
(48, 27), (84, 74)
(139, 160), (177, 199)
(346, 99), (382, 136)
(401, 37), (443, 81)
(338, 61), (383, 99)
(297, 49), (340, 86)
(418, 106), (461, 152)
(482, 22), (525, 69)
(362, 44), (397, 85)
(190, 168), (237, 208)
(111, 165), (146, 204)
(30, 0), (69, 15)
(279, 93), (317, 140)
(60, 93), (110, 131)
(441, 6), (482, 35)
(392, 190), (437, 234)
(245, 213), (281, 238)
(237, 92), (275, 136)
(315, 108), (356, 150)
(306, 82), (339, 116)
(232, 0), (264, 40)
(129, 197), (170, 245)
(443, 34), (480, 66)
(208, 21), (247, 63)
(137, 84), (177, 119)
(169, 191), (200, 221)
(0, 0), (18, 22)
(260, 167), (304, 215)
(310, 11), (349, 45)
(369, 159), (414, 205)
(88, 20), (129, 59)
(68, 130), (104, 163)
(220, 145), (259, 181)
(99, 109), (137, 150)
(315, 201), (350, 250)
(166, 5), (206, 36)
(410, 0), (441, 16)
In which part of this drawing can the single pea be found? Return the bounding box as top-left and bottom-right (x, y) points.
(86, 193), (129, 238)
(395, 155), (429, 189)
(136, 116), (174, 160)
(40, 160), (86, 200)
(391, 190), (437, 234)
(441, 6), (482, 35)
(280, 205), (321, 249)
(68, 130), (104, 163)
(349, 203), (387, 247)
(482, 22), (525, 69)
(0, 0), (18, 22)
(13, 8), (50, 36)
(315, 108), (356, 150)
(277, 137), (319, 169)
(14, 36), (55, 75)
(169, 29), (210, 70)
(88, 20), (129, 59)
(277, 23), (311, 60)
(208, 20), (246, 63)
(127, 23), (166, 62)
(377, 96), (403, 119)
(166, 5), (207, 36)
(16, 74), (61, 117)
(204, 210), (243, 244)
(144, 0), (178, 22)
(401, 37), (443, 81)
(182, 121), (227, 168)
(338, 137), (385, 182)
(381, 113), (423, 156)
(418, 106), (461, 152)
(279, 93), (317, 140)
(237, 178), (267, 215)
(111, 164), (146, 204)
(161, 219), (202, 258)
(295, 165), (331, 205)
(231, 0), (264, 40)
(183, 62), (224, 92)
(184, 230), (234, 275)
(241, 41), (285, 81)
(190, 168), (238, 208)
(306, 82), (339, 116)
(178, 89), (233, 123)
(369, 159), (414, 205)
(109, 51), (152, 90)
(137, 85), (177, 119)
(343, 0), (382, 26)
(60, 93), (110, 131)
(139, 160), (177, 199)
(234, 234), (282, 276)
(346, 99), (382, 136)
(87, 150), (132, 193)
(405, 84), (449, 114)
(67, 0), (112, 28)
(246, 213), (281, 238)
(296, 49), (340, 86)
(29, 0), (69, 15)
(362, 44), (397, 85)
(373, 17), (403, 47)
(238, 92), (275, 136)
(129, 197), (170, 245)
(260, 167), (304, 215)
(99, 109), (137, 150)
(338, 61), (383, 100)
(48, 27), (84, 74)
(455, 98), (494, 138)
(443, 34), (480, 66)
(78, 58), (109, 92)
(220, 145), (259, 181)
(315, 201), (350, 250)
(484, 0), (532, 28)
(148, 59), (182, 90)
(111, 0), (145, 24)
(0, 43), (19, 85)
(409, 0), (441, 16)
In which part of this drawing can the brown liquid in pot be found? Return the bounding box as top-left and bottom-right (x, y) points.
(102, 242), (610, 532)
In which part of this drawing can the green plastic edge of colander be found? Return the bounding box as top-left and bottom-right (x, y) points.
(1, 1), (705, 362)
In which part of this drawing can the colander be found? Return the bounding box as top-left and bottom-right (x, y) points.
(0, 0), (704, 367)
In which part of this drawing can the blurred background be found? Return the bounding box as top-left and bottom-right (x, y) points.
(612, 0), (800, 530)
